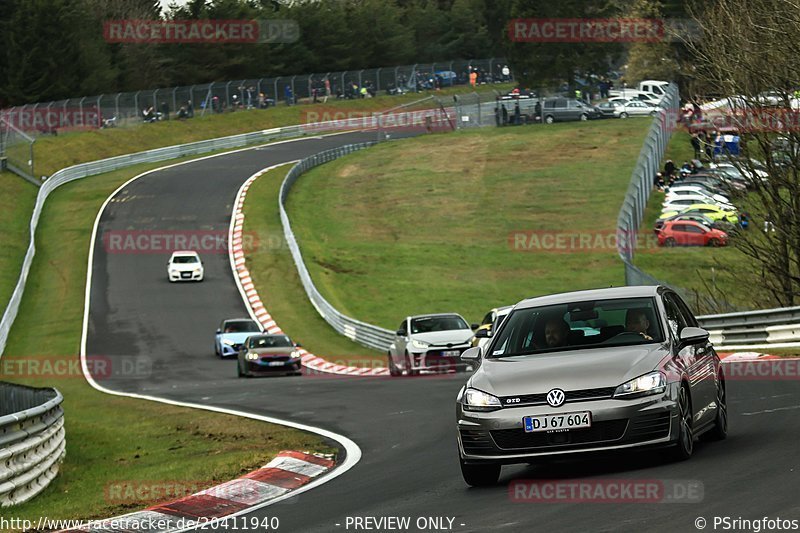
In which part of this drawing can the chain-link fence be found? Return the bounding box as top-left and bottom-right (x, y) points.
(0, 118), (36, 183)
(0, 58), (509, 137)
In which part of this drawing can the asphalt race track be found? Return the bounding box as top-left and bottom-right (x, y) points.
(85, 131), (800, 532)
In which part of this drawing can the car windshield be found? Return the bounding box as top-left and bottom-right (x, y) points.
(248, 335), (293, 348)
(410, 315), (469, 333)
(172, 255), (198, 264)
(223, 320), (260, 333)
(487, 297), (664, 358)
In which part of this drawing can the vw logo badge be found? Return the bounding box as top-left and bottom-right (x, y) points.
(546, 388), (566, 407)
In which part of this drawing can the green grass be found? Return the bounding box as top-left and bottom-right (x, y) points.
(32, 84), (513, 178)
(283, 119), (652, 329)
(2, 156), (331, 522)
(242, 165), (383, 365)
(0, 172), (38, 313)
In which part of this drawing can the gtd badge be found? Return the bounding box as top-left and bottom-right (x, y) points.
(506, 398), (521, 404)
(546, 388), (566, 407)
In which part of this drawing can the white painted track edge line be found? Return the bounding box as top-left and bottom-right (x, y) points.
(78, 142), (362, 531)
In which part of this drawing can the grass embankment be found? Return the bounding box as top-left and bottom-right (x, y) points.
(32, 84), (513, 177)
(242, 164), (382, 364)
(282, 119), (652, 329)
(0, 173), (38, 313)
(1, 157), (330, 522)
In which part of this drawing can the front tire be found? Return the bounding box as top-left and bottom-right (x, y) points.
(580, 113), (588, 121)
(460, 459), (500, 487)
(704, 374), (728, 441)
(545, 115), (555, 124)
(670, 385), (694, 461)
(619, 112), (628, 119)
(664, 237), (677, 247)
(388, 353), (401, 377)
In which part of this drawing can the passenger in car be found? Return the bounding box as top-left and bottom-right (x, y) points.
(625, 309), (654, 341)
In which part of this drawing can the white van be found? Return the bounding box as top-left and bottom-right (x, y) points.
(638, 80), (671, 97)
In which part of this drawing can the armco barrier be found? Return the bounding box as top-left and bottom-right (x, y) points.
(0, 382), (65, 507)
(697, 306), (800, 348)
(279, 145), (396, 352)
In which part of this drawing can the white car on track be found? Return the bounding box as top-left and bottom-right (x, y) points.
(388, 313), (476, 376)
(167, 250), (204, 282)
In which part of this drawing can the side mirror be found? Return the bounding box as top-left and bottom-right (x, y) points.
(395, 329), (406, 336)
(470, 323), (480, 331)
(474, 328), (490, 339)
(679, 327), (709, 346)
(216, 329), (221, 334)
(461, 347), (482, 361)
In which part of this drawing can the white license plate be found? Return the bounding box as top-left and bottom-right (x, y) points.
(442, 350), (460, 357)
(523, 411), (592, 433)
(267, 361), (285, 367)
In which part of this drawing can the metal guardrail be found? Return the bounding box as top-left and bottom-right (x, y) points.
(0, 382), (65, 507)
(279, 144), (396, 352)
(697, 306), (800, 347)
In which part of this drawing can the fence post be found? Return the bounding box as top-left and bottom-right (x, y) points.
(78, 97), (86, 126)
(114, 93), (120, 121)
(375, 68), (381, 92)
(172, 87), (178, 114)
(274, 77), (281, 103)
(134, 91), (140, 117)
(225, 81), (232, 108)
(290, 75), (297, 103)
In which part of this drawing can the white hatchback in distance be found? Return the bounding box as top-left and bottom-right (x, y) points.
(167, 251), (204, 282)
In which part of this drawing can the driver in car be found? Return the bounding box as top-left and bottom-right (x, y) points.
(625, 309), (653, 341)
(544, 317), (570, 348)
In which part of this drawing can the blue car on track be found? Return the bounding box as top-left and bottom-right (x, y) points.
(215, 318), (263, 358)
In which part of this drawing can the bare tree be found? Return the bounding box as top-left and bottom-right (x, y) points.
(687, 0), (800, 306)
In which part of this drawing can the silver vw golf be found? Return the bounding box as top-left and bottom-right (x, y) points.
(456, 286), (727, 486)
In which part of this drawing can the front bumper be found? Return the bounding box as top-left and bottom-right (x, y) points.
(169, 270), (203, 281)
(457, 386), (679, 463)
(219, 342), (243, 357)
(243, 358), (302, 375)
(410, 347), (470, 373)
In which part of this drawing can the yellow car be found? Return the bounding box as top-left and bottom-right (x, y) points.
(471, 306), (513, 348)
(660, 203), (739, 224)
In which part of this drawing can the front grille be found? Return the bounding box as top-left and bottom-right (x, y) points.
(460, 429), (495, 455)
(500, 387), (616, 407)
(625, 411), (671, 442)
(490, 420), (628, 450)
(261, 355), (290, 362)
(180, 272), (192, 278)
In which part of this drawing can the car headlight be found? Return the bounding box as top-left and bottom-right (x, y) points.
(411, 339), (430, 349)
(614, 371), (667, 398)
(290, 350), (301, 359)
(222, 339), (235, 347)
(462, 388), (502, 412)
(246, 352), (259, 361)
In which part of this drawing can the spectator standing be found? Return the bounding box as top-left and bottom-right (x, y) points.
(495, 105), (501, 127)
(324, 78), (331, 102)
(691, 133), (701, 159)
(469, 70), (477, 87)
(187, 100), (194, 118)
(160, 101), (169, 120)
(502, 64), (510, 82)
(284, 85), (293, 106)
(501, 104), (508, 126)
(664, 159), (676, 180)
(514, 101), (521, 125)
